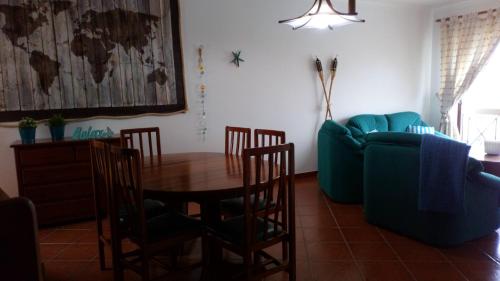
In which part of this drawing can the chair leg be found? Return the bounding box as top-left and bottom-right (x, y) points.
(288, 261), (296, 281)
(112, 251), (124, 281)
(142, 254), (151, 281)
(244, 252), (252, 281)
(97, 237), (106, 270)
(282, 240), (288, 264)
(288, 244), (296, 281)
(170, 245), (183, 268)
(111, 236), (123, 281)
(200, 236), (210, 281)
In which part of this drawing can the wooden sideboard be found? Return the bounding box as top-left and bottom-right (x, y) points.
(11, 137), (120, 226)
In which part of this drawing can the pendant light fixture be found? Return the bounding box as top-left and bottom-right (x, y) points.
(279, 0), (365, 30)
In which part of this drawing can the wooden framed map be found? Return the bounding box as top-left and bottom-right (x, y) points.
(0, 0), (185, 121)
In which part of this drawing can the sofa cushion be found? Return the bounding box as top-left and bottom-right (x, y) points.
(346, 114), (388, 143)
(386, 112), (424, 132)
(406, 125), (436, 135)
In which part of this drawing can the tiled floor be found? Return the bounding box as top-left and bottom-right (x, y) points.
(39, 175), (500, 281)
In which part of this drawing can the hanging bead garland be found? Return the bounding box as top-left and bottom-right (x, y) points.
(197, 46), (208, 141)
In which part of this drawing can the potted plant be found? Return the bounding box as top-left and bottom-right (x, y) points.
(48, 114), (66, 141)
(18, 117), (37, 144)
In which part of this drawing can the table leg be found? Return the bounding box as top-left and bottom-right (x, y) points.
(200, 200), (222, 281)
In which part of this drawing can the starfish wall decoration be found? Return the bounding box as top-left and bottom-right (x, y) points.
(231, 50), (245, 67)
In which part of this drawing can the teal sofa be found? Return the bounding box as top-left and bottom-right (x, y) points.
(363, 133), (500, 246)
(318, 111), (433, 203)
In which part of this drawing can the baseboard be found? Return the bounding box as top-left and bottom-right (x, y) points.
(296, 171), (318, 178)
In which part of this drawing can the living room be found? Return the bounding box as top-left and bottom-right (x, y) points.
(0, 0), (499, 280)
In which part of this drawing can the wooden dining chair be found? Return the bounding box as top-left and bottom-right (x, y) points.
(225, 126), (251, 156)
(221, 129), (286, 216)
(90, 141), (167, 271)
(120, 127), (162, 165)
(108, 146), (202, 281)
(205, 143), (296, 281)
(254, 129), (286, 167)
(254, 129), (286, 148)
(90, 140), (113, 270)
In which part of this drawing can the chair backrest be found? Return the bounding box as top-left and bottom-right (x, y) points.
(242, 143), (295, 248)
(108, 146), (147, 243)
(254, 129), (286, 148)
(120, 127), (162, 165)
(225, 126), (251, 156)
(254, 129), (286, 166)
(90, 140), (110, 218)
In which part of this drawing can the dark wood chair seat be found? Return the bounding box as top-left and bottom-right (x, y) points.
(221, 128), (286, 216)
(204, 144), (296, 281)
(109, 147), (202, 281)
(91, 141), (170, 270)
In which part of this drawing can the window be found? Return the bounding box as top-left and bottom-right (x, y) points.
(460, 44), (500, 153)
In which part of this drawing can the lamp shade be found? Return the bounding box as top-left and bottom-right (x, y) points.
(279, 0), (365, 30)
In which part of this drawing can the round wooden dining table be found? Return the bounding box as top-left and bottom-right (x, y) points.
(141, 152), (247, 203)
(139, 152), (286, 280)
(140, 152), (250, 279)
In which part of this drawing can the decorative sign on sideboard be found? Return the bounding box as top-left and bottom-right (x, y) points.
(72, 127), (114, 140)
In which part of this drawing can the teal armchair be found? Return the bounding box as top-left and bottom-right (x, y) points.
(363, 133), (500, 246)
(318, 112), (430, 203)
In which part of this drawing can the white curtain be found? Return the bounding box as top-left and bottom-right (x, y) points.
(438, 9), (500, 138)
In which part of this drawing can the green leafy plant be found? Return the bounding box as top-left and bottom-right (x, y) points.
(48, 114), (66, 127)
(18, 117), (37, 129)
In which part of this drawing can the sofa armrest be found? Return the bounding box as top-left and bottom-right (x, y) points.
(320, 120), (350, 135)
(474, 172), (500, 189)
(319, 121), (363, 151)
(0, 197), (43, 281)
(434, 131), (449, 139)
(340, 135), (363, 152)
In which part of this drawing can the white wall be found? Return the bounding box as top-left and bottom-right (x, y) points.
(0, 0), (432, 196)
(427, 0), (500, 127)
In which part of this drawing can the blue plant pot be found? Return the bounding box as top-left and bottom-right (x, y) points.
(50, 125), (65, 141)
(19, 127), (36, 144)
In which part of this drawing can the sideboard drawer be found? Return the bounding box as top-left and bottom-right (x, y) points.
(24, 181), (94, 203)
(18, 146), (75, 166)
(22, 163), (91, 186)
(35, 198), (95, 225)
(75, 145), (91, 162)
(12, 137), (120, 225)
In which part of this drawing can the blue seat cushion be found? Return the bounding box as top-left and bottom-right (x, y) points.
(210, 215), (282, 244)
(220, 195), (273, 215)
(146, 212), (201, 242)
(119, 199), (167, 225)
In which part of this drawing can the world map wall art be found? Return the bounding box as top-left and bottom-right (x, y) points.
(0, 0), (185, 121)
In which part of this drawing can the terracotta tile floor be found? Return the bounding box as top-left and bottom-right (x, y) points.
(39, 175), (500, 281)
